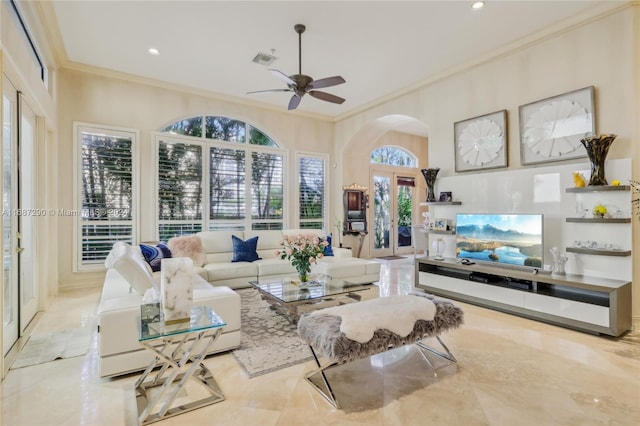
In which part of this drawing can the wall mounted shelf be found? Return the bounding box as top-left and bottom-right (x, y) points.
(565, 217), (631, 224)
(419, 201), (462, 206)
(566, 247), (631, 257)
(429, 230), (456, 235)
(566, 185), (630, 193)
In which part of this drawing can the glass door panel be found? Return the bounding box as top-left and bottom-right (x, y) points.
(371, 174), (392, 257)
(18, 96), (38, 331)
(2, 76), (19, 355)
(395, 178), (415, 254)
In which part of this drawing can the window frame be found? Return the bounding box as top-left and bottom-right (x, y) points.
(370, 145), (418, 168)
(153, 129), (288, 238)
(73, 122), (140, 272)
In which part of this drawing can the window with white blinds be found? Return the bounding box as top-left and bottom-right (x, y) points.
(298, 155), (326, 230)
(158, 141), (203, 241)
(251, 152), (284, 230)
(210, 147), (245, 225)
(76, 125), (136, 269)
(157, 117), (287, 235)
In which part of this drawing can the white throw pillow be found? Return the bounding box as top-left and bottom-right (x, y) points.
(109, 243), (156, 294)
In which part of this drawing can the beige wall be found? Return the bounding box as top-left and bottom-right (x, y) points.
(56, 69), (334, 289)
(335, 6), (639, 327)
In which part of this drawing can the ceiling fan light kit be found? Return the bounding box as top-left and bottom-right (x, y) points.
(247, 24), (346, 110)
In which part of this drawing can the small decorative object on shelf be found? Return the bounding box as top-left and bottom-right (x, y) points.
(592, 204), (608, 218)
(438, 191), (452, 202)
(432, 237), (446, 260)
(421, 168), (440, 202)
(422, 211), (430, 228)
(433, 218), (448, 231)
(549, 247), (568, 277)
(572, 172), (586, 188)
(276, 233), (328, 283)
(579, 133), (617, 186)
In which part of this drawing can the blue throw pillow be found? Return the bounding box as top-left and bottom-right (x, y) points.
(323, 234), (334, 256)
(139, 243), (172, 272)
(231, 235), (261, 262)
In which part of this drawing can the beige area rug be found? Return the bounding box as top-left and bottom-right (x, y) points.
(232, 289), (312, 378)
(10, 327), (93, 369)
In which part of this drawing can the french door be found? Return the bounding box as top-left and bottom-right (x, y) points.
(370, 171), (416, 258)
(2, 75), (38, 356)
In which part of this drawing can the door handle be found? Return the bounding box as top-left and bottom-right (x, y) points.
(16, 246), (24, 254)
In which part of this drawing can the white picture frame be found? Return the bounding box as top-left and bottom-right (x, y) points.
(519, 86), (596, 165)
(454, 110), (508, 172)
(433, 218), (448, 232)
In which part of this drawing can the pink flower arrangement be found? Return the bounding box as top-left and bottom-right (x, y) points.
(276, 234), (328, 281)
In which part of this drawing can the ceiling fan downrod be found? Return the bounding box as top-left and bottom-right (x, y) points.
(295, 24), (305, 76)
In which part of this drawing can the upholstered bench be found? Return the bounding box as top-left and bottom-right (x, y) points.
(297, 292), (464, 408)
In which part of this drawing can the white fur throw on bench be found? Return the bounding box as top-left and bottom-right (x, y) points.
(307, 295), (436, 343)
(297, 293), (464, 364)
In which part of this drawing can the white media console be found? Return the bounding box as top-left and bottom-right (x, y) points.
(415, 257), (631, 336)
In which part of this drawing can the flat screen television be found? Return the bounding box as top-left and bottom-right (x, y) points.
(456, 213), (543, 269)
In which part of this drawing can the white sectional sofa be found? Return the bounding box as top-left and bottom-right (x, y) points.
(190, 229), (380, 289)
(97, 229), (380, 378)
(97, 243), (241, 378)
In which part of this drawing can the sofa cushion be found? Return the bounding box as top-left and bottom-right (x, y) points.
(255, 258), (297, 277)
(204, 261), (259, 281)
(168, 235), (205, 267)
(198, 231), (244, 253)
(244, 230), (283, 260)
(231, 235), (261, 262)
(139, 243), (172, 272)
(107, 243), (156, 294)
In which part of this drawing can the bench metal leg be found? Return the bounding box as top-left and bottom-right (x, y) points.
(305, 346), (341, 408)
(415, 335), (457, 363)
(304, 335), (457, 409)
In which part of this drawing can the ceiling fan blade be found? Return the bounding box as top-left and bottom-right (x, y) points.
(269, 69), (296, 87)
(288, 94), (302, 110)
(308, 76), (345, 90)
(247, 89), (292, 95)
(308, 90), (345, 105)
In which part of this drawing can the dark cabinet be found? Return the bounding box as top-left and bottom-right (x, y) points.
(343, 187), (368, 234)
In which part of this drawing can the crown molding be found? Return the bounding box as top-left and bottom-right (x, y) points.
(62, 61), (335, 123)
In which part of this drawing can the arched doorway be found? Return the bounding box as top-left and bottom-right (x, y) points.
(342, 115), (429, 258)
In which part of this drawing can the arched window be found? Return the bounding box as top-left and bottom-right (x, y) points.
(157, 116), (284, 239)
(370, 146), (417, 167)
(161, 116), (278, 146)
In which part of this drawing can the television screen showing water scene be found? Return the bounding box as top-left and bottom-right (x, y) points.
(456, 214), (543, 268)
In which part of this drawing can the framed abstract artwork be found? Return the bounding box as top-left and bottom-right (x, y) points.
(454, 110), (508, 172)
(519, 86), (595, 165)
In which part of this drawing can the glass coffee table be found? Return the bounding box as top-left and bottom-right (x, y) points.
(249, 274), (372, 323)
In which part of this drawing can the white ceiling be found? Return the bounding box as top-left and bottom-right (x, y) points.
(49, 1), (620, 119)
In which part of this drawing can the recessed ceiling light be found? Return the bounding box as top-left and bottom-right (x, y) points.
(472, 1), (485, 10)
(148, 47), (160, 55)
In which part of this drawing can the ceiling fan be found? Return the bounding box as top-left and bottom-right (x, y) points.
(248, 24), (346, 110)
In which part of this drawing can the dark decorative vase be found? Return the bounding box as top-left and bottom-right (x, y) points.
(580, 134), (617, 186)
(421, 168), (440, 202)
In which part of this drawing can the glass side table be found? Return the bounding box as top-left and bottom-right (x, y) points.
(135, 306), (226, 425)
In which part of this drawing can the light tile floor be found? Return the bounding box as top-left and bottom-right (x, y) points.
(2, 257), (639, 425)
